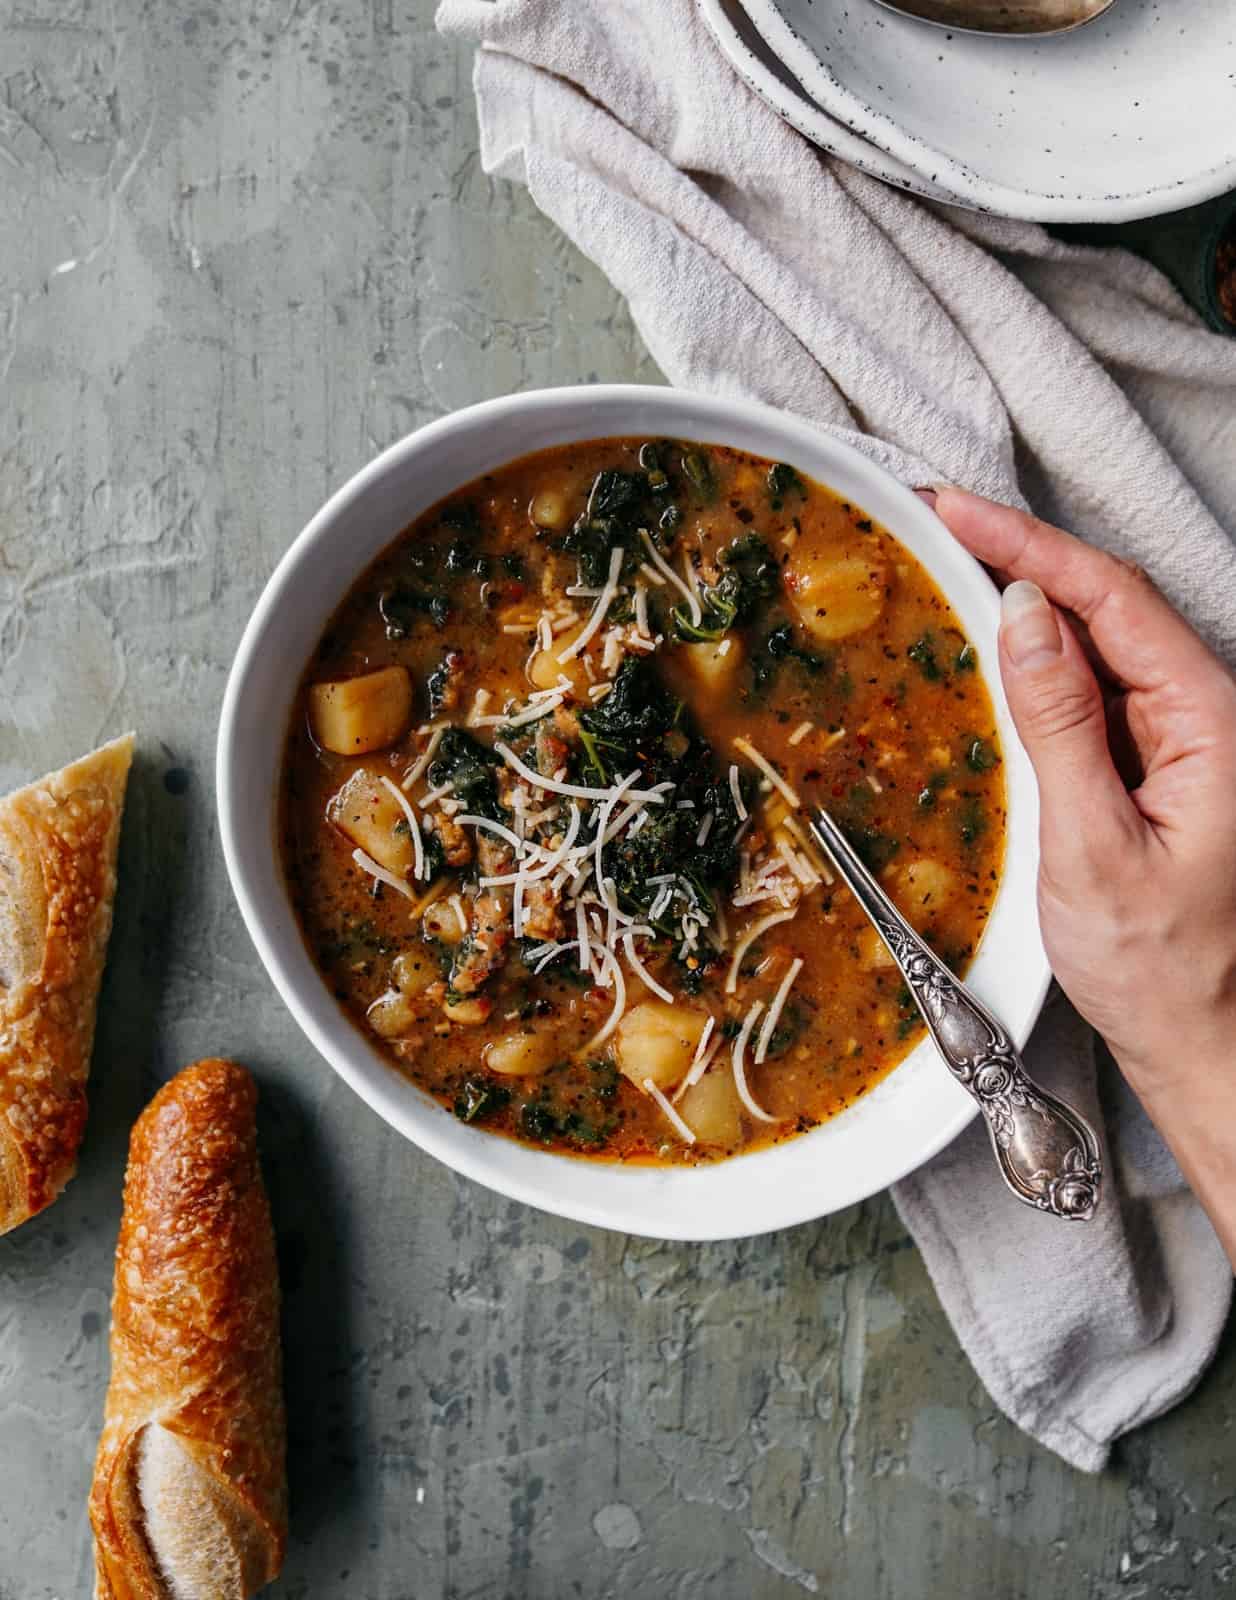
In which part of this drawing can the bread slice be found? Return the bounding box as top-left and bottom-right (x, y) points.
(0, 733), (134, 1234)
(90, 1059), (287, 1600)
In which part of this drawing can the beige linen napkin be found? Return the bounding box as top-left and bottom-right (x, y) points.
(436, 0), (1235, 1470)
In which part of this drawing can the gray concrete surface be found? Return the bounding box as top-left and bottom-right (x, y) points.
(0, 3), (1233, 1597)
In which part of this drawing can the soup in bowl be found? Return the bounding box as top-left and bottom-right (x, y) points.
(218, 387), (1047, 1238)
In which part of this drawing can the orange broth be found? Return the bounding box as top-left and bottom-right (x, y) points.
(280, 438), (1005, 1163)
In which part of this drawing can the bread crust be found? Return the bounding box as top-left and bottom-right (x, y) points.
(89, 1059), (287, 1600)
(0, 733), (134, 1233)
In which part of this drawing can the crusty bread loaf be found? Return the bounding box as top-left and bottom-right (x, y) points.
(89, 1059), (287, 1600)
(0, 733), (134, 1234)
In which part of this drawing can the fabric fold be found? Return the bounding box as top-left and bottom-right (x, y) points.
(436, 0), (1235, 1470)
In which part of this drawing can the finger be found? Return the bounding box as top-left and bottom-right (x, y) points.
(929, 485), (1219, 694)
(998, 581), (1141, 862)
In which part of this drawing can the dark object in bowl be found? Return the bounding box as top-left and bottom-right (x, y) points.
(1054, 190), (1236, 338)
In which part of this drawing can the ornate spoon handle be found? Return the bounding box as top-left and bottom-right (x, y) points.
(810, 809), (1102, 1221)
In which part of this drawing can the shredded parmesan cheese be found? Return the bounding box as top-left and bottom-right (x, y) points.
(622, 933), (675, 1004)
(788, 721), (814, 747)
(494, 741), (668, 806)
(725, 908), (798, 994)
(755, 958), (804, 1064)
(639, 529), (701, 625)
(634, 580), (651, 639)
(644, 1078), (696, 1144)
(733, 736), (801, 810)
(582, 941), (627, 1051)
(558, 546), (624, 662)
(731, 1000), (778, 1123)
(728, 763), (748, 822)
(351, 847), (414, 901)
(402, 724), (446, 791)
(379, 776), (427, 881)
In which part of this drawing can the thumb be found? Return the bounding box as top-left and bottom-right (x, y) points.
(998, 581), (1133, 857)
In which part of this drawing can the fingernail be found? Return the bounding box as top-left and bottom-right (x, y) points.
(912, 486), (937, 509)
(1001, 580), (1062, 667)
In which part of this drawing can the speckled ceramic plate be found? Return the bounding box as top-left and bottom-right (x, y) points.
(698, 0), (959, 205)
(743, 0), (1236, 222)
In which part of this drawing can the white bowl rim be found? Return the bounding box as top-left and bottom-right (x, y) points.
(217, 384), (1051, 1241)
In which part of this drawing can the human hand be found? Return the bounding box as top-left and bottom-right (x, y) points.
(921, 486), (1236, 1264)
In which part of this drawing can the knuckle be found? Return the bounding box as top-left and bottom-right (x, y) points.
(1018, 675), (1103, 743)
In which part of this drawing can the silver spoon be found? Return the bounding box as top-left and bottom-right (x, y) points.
(809, 808), (1102, 1220)
(868, 0), (1117, 37)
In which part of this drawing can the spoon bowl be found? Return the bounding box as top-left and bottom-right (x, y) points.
(869, 0), (1117, 36)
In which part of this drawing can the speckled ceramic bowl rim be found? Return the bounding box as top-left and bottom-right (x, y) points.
(697, 0), (960, 208)
(745, 0), (1236, 224)
(217, 385), (1050, 1241)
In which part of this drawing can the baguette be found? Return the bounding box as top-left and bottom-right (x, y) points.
(0, 733), (134, 1234)
(90, 1059), (287, 1600)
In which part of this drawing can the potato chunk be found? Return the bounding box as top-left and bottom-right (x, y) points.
(858, 926), (897, 972)
(677, 1069), (742, 1148)
(528, 626), (589, 696)
(485, 1030), (556, 1077)
(309, 665), (413, 754)
(681, 636), (743, 692)
(367, 989), (418, 1039)
(530, 488), (569, 530)
(786, 554), (886, 642)
(423, 898), (469, 946)
(327, 768), (414, 877)
(614, 1001), (709, 1092)
(894, 859), (957, 924)
(392, 949), (441, 997)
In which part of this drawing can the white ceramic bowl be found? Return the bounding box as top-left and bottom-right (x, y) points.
(217, 386), (1049, 1240)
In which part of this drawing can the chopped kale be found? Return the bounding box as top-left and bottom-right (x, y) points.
(764, 1001), (805, 1059)
(907, 632), (942, 681)
(675, 535), (780, 639)
(454, 1076), (511, 1124)
(681, 449), (714, 504)
(767, 461), (805, 508)
(958, 796), (987, 846)
(576, 659), (750, 927)
(562, 467), (648, 586)
(437, 500), (480, 536)
(638, 442), (670, 493)
(964, 735), (998, 773)
(427, 727), (504, 821)
(380, 586), (450, 637)
(752, 622), (830, 689)
(917, 771), (947, 811)
(426, 653), (458, 718)
(517, 1062), (620, 1149)
(445, 538), (489, 579)
(845, 825), (901, 873)
(578, 656), (683, 779)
